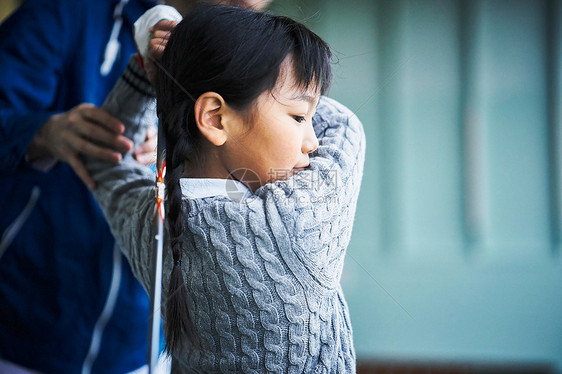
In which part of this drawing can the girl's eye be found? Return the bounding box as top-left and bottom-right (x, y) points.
(293, 116), (306, 124)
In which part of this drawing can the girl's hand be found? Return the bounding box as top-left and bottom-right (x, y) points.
(145, 20), (177, 84)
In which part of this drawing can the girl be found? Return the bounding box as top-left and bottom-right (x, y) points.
(87, 5), (365, 373)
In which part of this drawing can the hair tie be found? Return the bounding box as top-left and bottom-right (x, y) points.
(174, 259), (182, 267)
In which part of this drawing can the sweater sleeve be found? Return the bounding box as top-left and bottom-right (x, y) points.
(254, 97), (366, 294)
(85, 56), (160, 292)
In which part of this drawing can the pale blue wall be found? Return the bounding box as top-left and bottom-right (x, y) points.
(270, 0), (562, 369)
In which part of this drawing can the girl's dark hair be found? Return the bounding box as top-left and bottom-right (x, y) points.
(154, 4), (332, 354)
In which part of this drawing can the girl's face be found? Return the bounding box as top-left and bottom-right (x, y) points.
(220, 66), (320, 191)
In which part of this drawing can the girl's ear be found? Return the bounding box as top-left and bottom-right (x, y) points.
(194, 92), (228, 146)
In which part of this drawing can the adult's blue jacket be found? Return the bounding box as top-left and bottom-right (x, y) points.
(0, 0), (156, 372)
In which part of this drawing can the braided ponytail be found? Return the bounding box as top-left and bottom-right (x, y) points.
(162, 101), (199, 353)
(162, 102), (201, 353)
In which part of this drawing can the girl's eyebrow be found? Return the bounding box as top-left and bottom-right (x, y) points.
(290, 93), (317, 103)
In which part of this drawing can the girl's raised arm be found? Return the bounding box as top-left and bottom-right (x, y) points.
(85, 56), (160, 293)
(248, 97), (366, 295)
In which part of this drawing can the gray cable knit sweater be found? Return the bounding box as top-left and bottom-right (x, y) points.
(86, 57), (365, 373)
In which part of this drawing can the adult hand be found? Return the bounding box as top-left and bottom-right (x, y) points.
(134, 124), (157, 165)
(145, 20), (177, 84)
(27, 103), (133, 189)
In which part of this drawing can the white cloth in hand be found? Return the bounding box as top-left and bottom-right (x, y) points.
(134, 5), (182, 61)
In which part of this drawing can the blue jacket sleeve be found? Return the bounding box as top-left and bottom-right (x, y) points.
(0, 0), (75, 172)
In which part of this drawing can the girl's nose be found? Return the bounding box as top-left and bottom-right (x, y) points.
(302, 122), (319, 154)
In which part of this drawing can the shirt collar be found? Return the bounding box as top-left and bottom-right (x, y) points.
(180, 178), (252, 201)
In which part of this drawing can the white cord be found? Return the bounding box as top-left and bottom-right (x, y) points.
(100, 0), (130, 76)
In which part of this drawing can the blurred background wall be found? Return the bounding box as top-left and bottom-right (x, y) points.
(269, 0), (562, 372)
